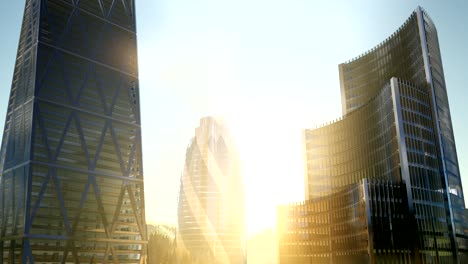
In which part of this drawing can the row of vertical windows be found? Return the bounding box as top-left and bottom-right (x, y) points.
(341, 14), (429, 114)
(279, 181), (412, 262)
(305, 82), (400, 197)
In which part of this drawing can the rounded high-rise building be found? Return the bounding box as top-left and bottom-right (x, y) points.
(279, 7), (467, 264)
(177, 117), (246, 264)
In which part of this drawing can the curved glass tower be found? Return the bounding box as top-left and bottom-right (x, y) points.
(279, 7), (468, 264)
(336, 7), (466, 262)
(0, 0), (146, 263)
(178, 117), (245, 264)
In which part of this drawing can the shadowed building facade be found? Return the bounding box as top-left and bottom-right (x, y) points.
(278, 7), (468, 264)
(178, 117), (246, 264)
(0, 0), (146, 263)
(278, 179), (412, 263)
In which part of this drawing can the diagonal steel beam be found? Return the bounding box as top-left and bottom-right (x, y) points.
(108, 74), (123, 115)
(109, 184), (126, 234)
(51, 168), (72, 234)
(97, 0), (106, 17)
(21, 239), (34, 263)
(94, 64), (111, 115)
(126, 185), (144, 238)
(109, 122), (126, 175)
(106, 0), (117, 19)
(29, 170), (52, 227)
(34, 103), (53, 161)
(110, 245), (119, 264)
(73, 62), (92, 107)
(52, 110), (74, 162)
(125, 135), (137, 176)
(91, 175), (111, 237)
(103, 243), (111, 264)
(59, 52), (75, 105)
(92, 120), (109, 168)
(120, 0), (129, 17)
(72, 111), (91, 165)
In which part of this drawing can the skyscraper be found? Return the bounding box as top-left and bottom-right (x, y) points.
(278, 7), (468, 263)
(0, 0), (146, 263)
(178, 117), (245, 264)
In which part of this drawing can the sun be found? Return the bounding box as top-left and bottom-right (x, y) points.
(217, 97), (307, 235)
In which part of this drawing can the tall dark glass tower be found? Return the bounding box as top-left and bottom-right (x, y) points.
(0, 0), (146, 263)
(278, 7), (468, 263)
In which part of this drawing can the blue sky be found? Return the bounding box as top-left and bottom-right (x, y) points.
(0, 0), (467, 233)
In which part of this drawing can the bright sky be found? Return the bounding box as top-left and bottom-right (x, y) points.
(0, 1), (467, 235)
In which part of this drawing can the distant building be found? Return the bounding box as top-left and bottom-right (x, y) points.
(178, 117), (246, 263)
(0, 0), (146, 263)
(278, 7), (468, 263)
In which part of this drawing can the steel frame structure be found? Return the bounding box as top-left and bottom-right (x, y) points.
(0, 0), (146, 263)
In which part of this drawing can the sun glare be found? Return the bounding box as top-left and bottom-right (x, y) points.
(217, 98), (307, 234)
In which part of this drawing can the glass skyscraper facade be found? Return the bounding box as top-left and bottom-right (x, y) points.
(278, 7), (468, 263)
(0, 0), (146, 263)
(178, 117), (245, 264)
(279, 179), (412, 263)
